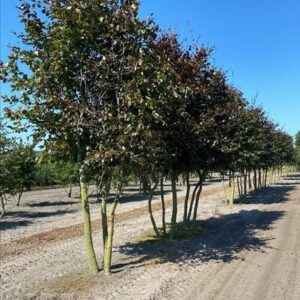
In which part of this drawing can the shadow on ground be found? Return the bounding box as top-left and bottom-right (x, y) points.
(87, 189), (173, 204)
(283, 174), (300, 181)
(0, 209), (77, 230)
(239, 184), (294, 205)
(115, 177), (298, 273)
(27, 200), (77, 207)
(116, 209), (285, 273)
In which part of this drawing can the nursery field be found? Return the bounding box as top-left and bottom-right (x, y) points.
(1, 174), (299, 299)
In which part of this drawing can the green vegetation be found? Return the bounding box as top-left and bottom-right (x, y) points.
(0, 0), (298, 274)
(295, 131), (300, 169)
(0, 122), (36, 217)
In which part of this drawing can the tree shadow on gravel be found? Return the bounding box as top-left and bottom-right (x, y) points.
(0, 219), (33, 230)
(88, 189), (173, 204)
(116, 209), (285, 273)
(0, 209), (77, 230)
(284, 173), (300, 181)
(238, 184), (294, 205)
(27, 200), (77, 207)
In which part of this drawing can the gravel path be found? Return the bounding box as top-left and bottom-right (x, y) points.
(0, 174), (299, 299)
(150, 174), (300, 300)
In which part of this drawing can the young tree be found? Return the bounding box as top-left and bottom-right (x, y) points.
(1, 0), (162, 274)
(295, 131), (300, 169)
(0, 122), (15, 218)
(8, 144), (36, 206)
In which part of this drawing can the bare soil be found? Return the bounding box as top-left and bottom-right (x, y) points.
(1, 174), (299, 300)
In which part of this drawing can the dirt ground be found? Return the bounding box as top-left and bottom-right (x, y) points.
(0, 174), (299, 300)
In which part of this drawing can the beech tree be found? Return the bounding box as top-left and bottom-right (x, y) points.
(1, 0), (161, 274)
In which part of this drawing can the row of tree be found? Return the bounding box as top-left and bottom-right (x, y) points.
(0, 0), (297, 274)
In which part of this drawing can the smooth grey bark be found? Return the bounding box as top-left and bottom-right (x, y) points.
(148, 179), (160, 238)
(169, 173), (178, 240)
(160, 177), (166, 236)
(79, 173), (99, 274)
(183, 172), (190, 224)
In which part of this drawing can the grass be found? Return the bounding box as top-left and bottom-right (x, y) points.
(137, 221), (207, 245)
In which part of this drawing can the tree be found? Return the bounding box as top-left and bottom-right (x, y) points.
(8, 143), (36, 206)
(0, 121), (15, 218)
(0, 121), (35, 216)
(295, 131), (300, 169)
(1, 0), (161, 274)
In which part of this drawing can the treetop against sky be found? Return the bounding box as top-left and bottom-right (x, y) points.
(0, 0), (299, 137)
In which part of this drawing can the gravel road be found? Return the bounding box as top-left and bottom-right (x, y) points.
(0, 174), (299, 300)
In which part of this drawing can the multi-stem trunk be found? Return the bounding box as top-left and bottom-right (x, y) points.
(160, 177), (167, 236)
(192, 172), (205, 222)
(80, 174), (99, 274)
(169, 173), (178, 240)
(103, 198), (118, 275)
(183, 171), (190, 224)
(187, 180), (200, 222)
(148, 179), (160, 238)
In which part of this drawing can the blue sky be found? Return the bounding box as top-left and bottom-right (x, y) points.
(1, 0), (300, 138)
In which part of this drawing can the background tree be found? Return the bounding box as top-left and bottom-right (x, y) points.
(295, 131), (300, 169)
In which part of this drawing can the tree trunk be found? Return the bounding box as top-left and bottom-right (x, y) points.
(254, 169), (257, 190)
(16, 188), (23, 206)
(101, 194), (108, 266)
(229, 173), (235, 208)
(192, 172), (204, 222)
(248, 171), (252, 190)
(222, 173), (228, 205)
(148, 179), (160, 238)
(243, 171), (247, 197)
(160, 177), (167, 236)
(0, 194), (5, 219)
(103, 199), (118, 275)
(237, 176), (241, 197)
(187, 181), (200, 221)
(80, 175), (99, 274)
(169, 173), (178, 240)
(271, 168), (274, 184)
(183, 172), (190, 224)
(68, 183), (72, 198)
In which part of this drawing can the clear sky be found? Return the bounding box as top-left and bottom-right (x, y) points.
(1, 0), (300, 138)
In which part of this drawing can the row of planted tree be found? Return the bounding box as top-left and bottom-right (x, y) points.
(0, 0), (297, 274)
